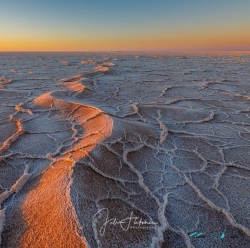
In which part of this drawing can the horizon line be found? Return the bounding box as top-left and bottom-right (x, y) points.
(0, 49), (250, 53)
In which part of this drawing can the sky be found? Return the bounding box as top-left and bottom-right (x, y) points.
(0, 0), (250, 51)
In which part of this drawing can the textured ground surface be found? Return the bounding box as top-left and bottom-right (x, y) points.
(0, 52), (250, 248)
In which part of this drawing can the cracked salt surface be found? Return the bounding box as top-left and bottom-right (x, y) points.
(0, 52), (250, 247)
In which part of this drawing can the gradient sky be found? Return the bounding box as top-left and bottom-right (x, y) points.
(1, 0), (250, 51)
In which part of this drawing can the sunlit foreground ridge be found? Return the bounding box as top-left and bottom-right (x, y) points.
(21, 82), (113, 247)
(0, 52), (250, 248)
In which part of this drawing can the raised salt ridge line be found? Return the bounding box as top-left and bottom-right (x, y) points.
(0, 166), (30, 206)
(157, 110), (168, 144)
(15, 103), (33, 115)
(0, 77), (14, 88)
(61, 74), (90, 93)
(0, 166), (30, 246)
(20, 74), (113, 248)
(151, 194), (170, 248)
(0, 103), (33, 157)
(95, 65), (110, 72)
(123, 145), (171, 248)
(0, 116), (24, 155)
(0, 208), (6, 246)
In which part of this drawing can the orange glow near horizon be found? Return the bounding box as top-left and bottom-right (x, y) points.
(1, 26), (250, 52)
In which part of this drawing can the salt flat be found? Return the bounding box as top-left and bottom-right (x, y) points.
(0, 52), (250, 248)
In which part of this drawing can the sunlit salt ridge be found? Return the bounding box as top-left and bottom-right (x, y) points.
(20, 85), (113, 247)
